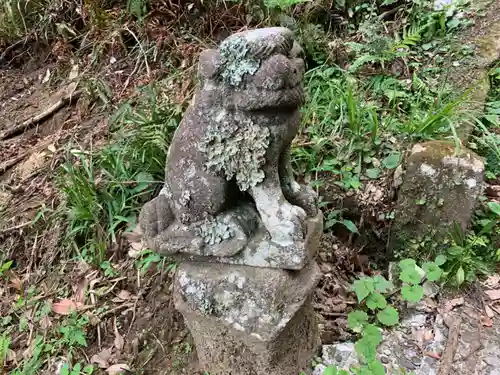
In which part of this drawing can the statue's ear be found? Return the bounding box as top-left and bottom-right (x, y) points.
(198, 49), (222, 79)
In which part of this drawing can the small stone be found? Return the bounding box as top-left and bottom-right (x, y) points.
(380, 355), (390, 364)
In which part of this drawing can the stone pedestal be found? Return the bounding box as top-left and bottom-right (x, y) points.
(173, 261), (322, 375)
(390, 140), (485, 256)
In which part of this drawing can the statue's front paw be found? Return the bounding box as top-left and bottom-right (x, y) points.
(269, 202), (307, 244)
(139, 194), (174, 238)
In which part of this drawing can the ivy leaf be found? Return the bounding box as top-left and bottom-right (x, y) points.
(366, 292), (387, 311)
(434, 254), (447, 266)
(422, 261), (442, 281)
(363, 324), (383, 345)
(323, 366), (338, 375)
(347, 310), (369, 333)
(399, 258), (417, 270)
(456, 266), (465, 285)
(488, 201), (500, 216)
(352, 278), (375, 303)
(373, 275), (393, 293)
(376, 306), (399, 326)
(368, 360), (386, 375)
(366, 168), (380, 179)
(401, 285), (424, 302)
(382, 152), (401, 169)
(342, 219), (359, 234)
(399, 267), (421, 285)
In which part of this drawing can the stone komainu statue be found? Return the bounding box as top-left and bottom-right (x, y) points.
(139, 27), (322, 267)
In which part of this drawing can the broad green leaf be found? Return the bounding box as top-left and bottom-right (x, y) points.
(399, 267), (421, 285)
(355, 335), (378, 363)
(382, 152), (401, 169)
(373, 275), (393, 293)
(488, 202), (500, 216)
(347, 310), (369, 333)
(422, 262), (442, 281)
(376, 306), (399, 326)
(363, 324), (383, 345)
(366, 168), (380, 179)
(368, 360), (386, 375)
(366, 292), (387, 311)
(342, 219), (359, 234)
(401, 285), (424, 302)
(399, 259), (416, 270)
(323, 366), (338, 375)
(352, 278), (375, 302)
(434, 254), (447, 266)
(456, 266), (465, 285)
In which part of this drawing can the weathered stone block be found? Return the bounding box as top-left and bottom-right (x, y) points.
(174, 210), (323, 270)
(173, 261), (322, 375)
(390, 140), (485, 256)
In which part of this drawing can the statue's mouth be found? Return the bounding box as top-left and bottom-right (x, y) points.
(229, 84), (304, 111)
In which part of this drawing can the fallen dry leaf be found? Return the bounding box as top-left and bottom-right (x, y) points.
(485, 304), (495, 318)
(51, 299), (84, 315)
(117, 290), (131, 301)
(91, 348), (112, 368)
(114, 318), (124, 350)
(7, 271), (22, 291)
(443, 297), (464, 313)
(485, 290), (500, 301)
(75, 277), (88, 305)
(481, 315), (493, 327)
(484, 274), (500, 287)
(424, 351), (441, 359)
(106, 363), (131, 374)
(39, 315), (53, 330)
(423, 329), (434, 342)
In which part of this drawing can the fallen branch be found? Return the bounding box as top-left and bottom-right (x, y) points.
(0, 90), (82, 141)
(0, 152), (28, 174)
(438, 315), (461, 375)
(0, 220), (33, 235)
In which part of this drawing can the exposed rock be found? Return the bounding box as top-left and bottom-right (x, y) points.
(389, 140), (484, 257)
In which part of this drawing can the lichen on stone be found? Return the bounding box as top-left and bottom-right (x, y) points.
(196, 218), (234, 245)
(199, 112), (270, 191)
(219, 36), (260, 86)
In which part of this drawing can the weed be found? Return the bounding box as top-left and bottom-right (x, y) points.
(59, 83), (182, 263)
(325, 257), (443, 374)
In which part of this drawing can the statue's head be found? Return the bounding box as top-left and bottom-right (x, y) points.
(198, 27), (305, 111)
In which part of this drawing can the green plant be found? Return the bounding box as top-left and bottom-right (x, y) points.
(59, 83), (182, 263)
(340, 257), (443, 374)
(325, 209), (359, 233)
(60, 362), (95, 375)
(440, 202), (500, 285)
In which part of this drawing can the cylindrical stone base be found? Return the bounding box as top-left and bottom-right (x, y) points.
(173, 261), (322, 375)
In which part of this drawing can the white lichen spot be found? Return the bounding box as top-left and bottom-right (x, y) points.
(227, 273), (246, 289)
(250, 332), (264, 341)
(441, 156), (484, 173)
(233, 322), (245, 332)
(412, 144), (427, 154)
(465, 178), (477, 188)
(420, 163), (437, 177)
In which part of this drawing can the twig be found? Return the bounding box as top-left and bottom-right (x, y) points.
(0, 153), (28, 174)
(124, 26), (151, 77)
(0, 90), (82, 141)
(437, 315), (461, 375)
(0, 221), (33, 235)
